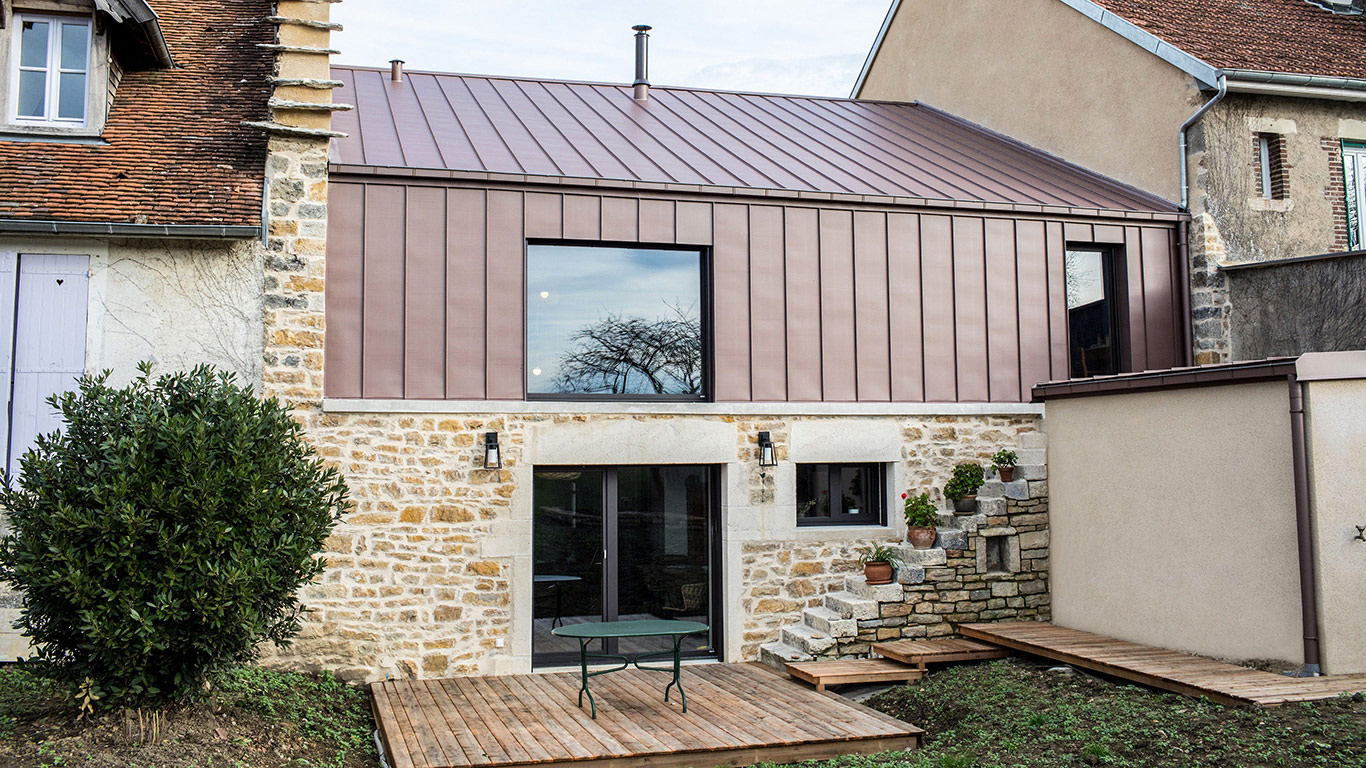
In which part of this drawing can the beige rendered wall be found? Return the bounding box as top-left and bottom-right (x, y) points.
(1304, 377), (1366, 674)
(1047, 382), (1304, 663)
(857, 0), (1201, 202)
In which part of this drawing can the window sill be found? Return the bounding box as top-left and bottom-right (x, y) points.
(0, 127), (106, 145)
(1248, 197), (1293, 213)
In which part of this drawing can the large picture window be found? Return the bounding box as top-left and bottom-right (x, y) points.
(1065, 247), (1119, 378)
(526, 243), (707, 399)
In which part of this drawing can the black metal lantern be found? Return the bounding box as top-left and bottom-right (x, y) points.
(483, 431), (502, 469)
(757, 431), (776, 468)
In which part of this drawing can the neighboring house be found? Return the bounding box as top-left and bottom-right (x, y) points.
(0, 0), (343, 659)
(260, 31), (1196, 679)
(854, 0), (1366, 363)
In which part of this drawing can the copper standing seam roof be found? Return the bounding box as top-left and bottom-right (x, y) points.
(1090, 0), (1366, 81)
(329, 66), (1178, 213)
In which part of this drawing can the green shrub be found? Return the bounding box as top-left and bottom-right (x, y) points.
(943, 462), (986, 500)
(902, 491), (938, 528)
(0, 363), (349, 709)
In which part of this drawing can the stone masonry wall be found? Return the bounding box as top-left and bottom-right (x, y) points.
(252, 409), (1040, 681)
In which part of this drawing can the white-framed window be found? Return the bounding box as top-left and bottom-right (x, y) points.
(1345, 142), (1366, 251)
(9, 13), (92, 126)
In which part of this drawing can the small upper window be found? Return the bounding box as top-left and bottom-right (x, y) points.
(526, 243), (706, 399)
(1065, 247), (1119, 378)
(796, 463), (886, 527)
(10, 14), (91, 126)
(1256, 133), (1288, 201)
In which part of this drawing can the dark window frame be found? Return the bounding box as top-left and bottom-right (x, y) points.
(531, 464), (724, 668)
(1063, 243), (1125, 379)
(795, 462), (888, 527)
(524, 238), (714, 403)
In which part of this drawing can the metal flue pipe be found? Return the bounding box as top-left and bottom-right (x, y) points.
(632, 25), (651, 101)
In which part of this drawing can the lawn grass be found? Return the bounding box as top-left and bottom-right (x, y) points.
(769, 659), (1366, 768)
(0, 663), (378, 768)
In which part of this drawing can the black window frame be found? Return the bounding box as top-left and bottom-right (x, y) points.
(524, 238), (714, 403)
(1063, 244), (1125, 379)
(795, 462), (888, 527)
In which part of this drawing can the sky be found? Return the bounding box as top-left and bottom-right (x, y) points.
(331, 0), (894, 98)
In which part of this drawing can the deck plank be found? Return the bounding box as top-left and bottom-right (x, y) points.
(960, 621), (1366, 707)
(372, 664), (922, 768)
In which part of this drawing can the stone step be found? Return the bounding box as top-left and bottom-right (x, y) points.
(978, 479), (1030, 500)
(781, 623), (837, 655)
(899, 546), (947, 567)
(936, 527), (968, 551)
(935, 511), (958, 528)
(1020, 432), (1048, 450)
(824, 590), (880, 620)
(1014, 447), (1046, 465)
(760, 640), (812, 669)
(975, 498), (1006, 518)
(1013, 463), (1046, 481)
(803, 606), (858, 638)
(843, 574), (904, 603)
(897, 563), (926, 585)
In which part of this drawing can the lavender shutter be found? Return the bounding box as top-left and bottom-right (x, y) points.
(7, 254), (88, 478)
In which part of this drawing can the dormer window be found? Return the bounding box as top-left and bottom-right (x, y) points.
(11, 14), (91, 126)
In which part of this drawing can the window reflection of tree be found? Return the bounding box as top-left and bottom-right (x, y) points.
(553, 302), (702, 395)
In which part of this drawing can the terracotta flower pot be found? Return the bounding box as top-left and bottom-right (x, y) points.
(952, 496), (978, 515)
(998, 466), (1015, 482)
(863, 561), (894, 585)
(907, 526), (937, 550)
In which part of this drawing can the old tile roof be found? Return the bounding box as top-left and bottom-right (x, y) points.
(1091, 0), (1366, 80)
(0, 0), (273, 228)
(330, 67), (1177, 213)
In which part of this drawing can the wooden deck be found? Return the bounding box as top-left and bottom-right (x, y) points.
(786, 659), (924, 691)
(961, 621), (1366, 707)
(371, 663), (923, 768)
(872, 637), (1010, 670)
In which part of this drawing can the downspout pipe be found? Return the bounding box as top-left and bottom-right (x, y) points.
(1176, 219), (1194, 365)
(1179, 74), (1227, 212)
(1288, 373), (1323, 675)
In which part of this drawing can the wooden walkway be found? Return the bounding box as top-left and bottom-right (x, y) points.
(872, 637), (1010, 670)
(372, 663), (923, 768)
(961, 621), (1366, 707)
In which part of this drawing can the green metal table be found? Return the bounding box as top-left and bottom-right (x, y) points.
(550, 619), (709, 718)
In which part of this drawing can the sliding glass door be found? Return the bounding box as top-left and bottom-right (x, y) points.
(532, 465), (719, 667)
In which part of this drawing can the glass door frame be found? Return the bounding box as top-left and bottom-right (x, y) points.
(531, 464), (724, 668)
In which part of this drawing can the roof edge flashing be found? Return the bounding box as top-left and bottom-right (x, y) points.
(95, 0), (173, 69)
(850, 0), (902, 97)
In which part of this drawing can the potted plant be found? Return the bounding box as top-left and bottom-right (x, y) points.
(858, 543), (904, 585)
(944, 461), (986, 515)
(902, 491), (938, 549)
(992, 449), (1019, 482)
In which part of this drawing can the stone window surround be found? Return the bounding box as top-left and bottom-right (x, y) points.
(1247, 117), (1296, 213)
(0, 1), (112, 139)
(321, 399), (1044, 673)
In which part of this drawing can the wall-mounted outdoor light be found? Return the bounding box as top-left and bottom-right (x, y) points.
(1354, 524), (1365, 542)
(484, 431), (502, 469)
(757, 431), (776, 468)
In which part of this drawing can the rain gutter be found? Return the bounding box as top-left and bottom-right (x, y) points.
(1223, 69), (1366, 102)
(0, 219), (261, 239)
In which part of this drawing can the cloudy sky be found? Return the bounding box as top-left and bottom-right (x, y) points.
(332, 0), (894, 98)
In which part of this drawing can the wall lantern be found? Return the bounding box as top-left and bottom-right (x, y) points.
(483, 431), (502, 469)
(757, 431), (777, 468)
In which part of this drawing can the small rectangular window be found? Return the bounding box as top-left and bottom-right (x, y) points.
(796, 463), (885, 527)
(984, 536), (1009, 573)
(1256, 133), (1288, 201)
(1344, 142), (1365, 251)
(1065, 247), (1119, 378)
(526, 243), (706, 399)
(9, 14), (90, 126)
